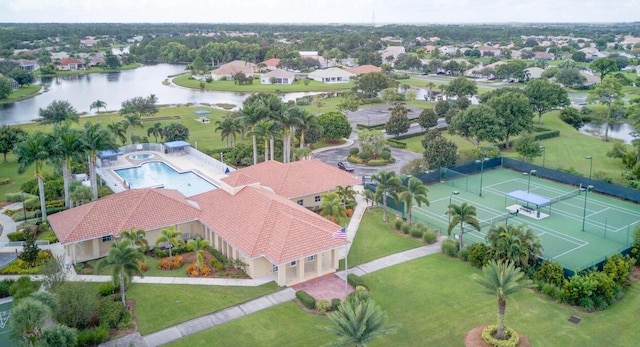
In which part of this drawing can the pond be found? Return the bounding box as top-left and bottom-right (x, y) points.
(0, 64), (321, 125)
(579, 121), (636, 144)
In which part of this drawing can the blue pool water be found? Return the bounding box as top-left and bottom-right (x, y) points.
(115, 161), (217, 196)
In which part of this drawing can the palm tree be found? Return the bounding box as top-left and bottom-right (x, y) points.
(240, 93), (283, 165)
(51, 123), (83, 208)
(89, 100), (107, 113)
(96, 241), (145, 307)
(107, 120), (128, 145)
(398, 177), (429, 224)
(187, 237), (210, 271)
(336, 185), (357, 207)
(124, 114), (143, 142)
(81, 122), (116, 201)
(486, 224), (543, 270)
(297, 112), (318, 149)
(471, 260), (532, 340)
(371, 170), (402, 223)
(280, 105), (305, 162)
(15, 132), (52, 221)
(147, 122), (163, 143)
(215, 115), (242, 148)
(426, 82), (436, 101)
(447, 202), (481, 250)
(155, 226), (184, 260)
(250, 119), (277, 161)
(321, 192), (346, 224)
(323, 297), (396, 347)
(120, 227), (149, 252)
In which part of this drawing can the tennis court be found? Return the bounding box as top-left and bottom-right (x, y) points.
(0, 300), (12, 347)
(400, 168), (640, 273)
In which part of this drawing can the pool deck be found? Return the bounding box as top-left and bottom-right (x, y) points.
(97, 148), (230, 195)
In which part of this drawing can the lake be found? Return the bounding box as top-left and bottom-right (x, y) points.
(579, 121), (635, 144)
(0, 64), (320, 125)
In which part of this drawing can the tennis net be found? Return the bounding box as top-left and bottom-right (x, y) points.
(549, 189), (581, 204)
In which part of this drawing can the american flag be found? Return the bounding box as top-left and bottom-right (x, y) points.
(333, 227), (347, 239)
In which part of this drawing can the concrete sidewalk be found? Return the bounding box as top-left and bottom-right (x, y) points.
(342, 241), (442, 278)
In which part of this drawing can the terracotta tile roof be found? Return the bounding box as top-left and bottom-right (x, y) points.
(346, 65), (382, 75)
(221, 173), (259, 187)
(59, 57), (83, 65)
(211, 60), (258, 76)
(224, 160), (360, 198)
(262, 68), (295, 79)
(48, 189), (200, 244)
(192, 186), (346, 264)
(261, 58), (281, 68)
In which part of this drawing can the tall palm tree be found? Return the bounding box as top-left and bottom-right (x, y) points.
(250, 119), (277, 161)
(471, 260), (532, 340)
(96, 241), (145, 307)
(280, 105), (306, 162)
(187, 237), (210, 271)
(15, 132), (52, 221)
(215, 115), (242, 148)
(147, 122), (163, 143)
(155, 226), (184, 260)
(398, 177), (430, 224)
(120, 227), (149, 252)
(107, 120), (128, 145)
(336, 185), (357, 207)
(323, 297), (396, 347)
(81, 122), (116, 201)
(486, 224), (543, 270)
(297, 112), (318, 149)
(426, 82), (436, 101)
(240, 93), (283, 165)
(321, 192), (346, 224)
(124, 114), (143, 142)
(371, 170), (402, 223)
(51, 123), (83, 208)
(447, 202), (481, 250)
(89, 100), (107, 113)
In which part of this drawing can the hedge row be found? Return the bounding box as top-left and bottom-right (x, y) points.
(296, 290), (316, 309)
(347, 274), (367, 289)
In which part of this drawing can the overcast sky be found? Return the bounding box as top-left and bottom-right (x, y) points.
(0, 0), (638, 24)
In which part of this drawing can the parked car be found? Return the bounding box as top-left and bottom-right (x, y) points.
(337, 161), (355, 173)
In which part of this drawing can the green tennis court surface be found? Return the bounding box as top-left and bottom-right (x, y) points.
(402, 168), (640, 273)
(0, 301), (12, 347)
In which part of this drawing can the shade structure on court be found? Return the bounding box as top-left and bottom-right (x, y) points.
(505, 190), (551, 209)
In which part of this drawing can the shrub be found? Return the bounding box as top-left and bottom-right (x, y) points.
(410, 228), (424, 238)
(393, 219), (403, 230)
(533, 260), (566, 287)
(331, 298), (341, 311)
(441, 239), (459, 257)
(210, 258), (225, 271)
(77, 326), (109, 346)
(139, 261), (148, 272)
(401, 223), (411, 234)
(458, 246), (470, 261)
(296, 290), (316, 309)
(358, 151), (371, 161)
(349, 147), (360, 156)
(0, 279), (15, 298)
(467, 243), (491, 268)
(98, 283), (118, 297)
(0, 260), (41, 275)
(9, 276), (39, 299)
(347, 274), (367, 289)
(562, 271), (619, 310)
(99, 296), (125, 328)
(158, 255), (184, 270)
(345, 209), (354, 217)
(0, 178), (10, 185)
(603, 254), (635, 287)
(7, 231), (26, 242)
(423, 229), (438, 244)
(367, 159), (389, 166)
(316, 299), (331, 313)
(380, 151), (392, 160)
(481, 325), (519, 347)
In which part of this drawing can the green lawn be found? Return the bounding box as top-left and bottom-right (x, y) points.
(0, 84), (42, 104)
(163, 255), (640, 347)
(128, 282), (279, 335)
(346, 208), (424, 267)
(173, 74), (353, 93)
(34, 64), (141, 77)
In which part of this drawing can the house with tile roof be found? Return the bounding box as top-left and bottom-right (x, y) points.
(346, 65), (382, 75)
(260, 69), (295, 85)
(308, 68), (354, 84)
(210, 60), (258, 81)
(49, 159), (358, 286)
(260, 58), (281, 70)
(57, 57), (86, 71)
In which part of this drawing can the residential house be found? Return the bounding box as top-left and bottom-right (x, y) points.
(17, 59), (38, 71)
(261, 68), (295, 85)
(346, 65), (382, 75)
(423, 45), (437, 54)
(533, 51), (555, 60)
(49, 159), (358, 286)
(80, 37), (98, 48)
(308, 67), (355, 84)
(57, 57), (86, 71)
(380, 36), (403, 44)
(380, 46), (405, 65)
(438, 46), (457, 56)
(260, 58), (281, 71)
(210, 60), (258, 81)
(299, 51), (328, 69)
(478, 45), (501, 57)
(525, 67), (545, 79)
(464, 61), (506, 78)
(579, 71), (601, 86)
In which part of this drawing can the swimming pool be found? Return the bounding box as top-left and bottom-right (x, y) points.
(114, 161), (217, 196)
(129, 153), (155, 160)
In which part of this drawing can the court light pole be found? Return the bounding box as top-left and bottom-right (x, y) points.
(539, 145), (546, 168)
(475, 157), (489, 197)
(524, 169), (537, 193)
(585, 155), (593, 187)
(581, 185), (594, 232)
(448, 191), (460, 223)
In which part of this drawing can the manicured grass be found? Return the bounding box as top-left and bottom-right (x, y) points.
(163, 301), (333, 347)
(173, 74), (353, 92)
(0, 152), (54, 198)
(0, 84), (42, 104)
(128, 282), (279, 335)
(34, 64), (142, 77)
(166, 255), (640, 346)
(346, 208), (423, 267)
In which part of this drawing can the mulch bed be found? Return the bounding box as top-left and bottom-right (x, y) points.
(464, 325), (532, 347)
(154, 250), (248, 278)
